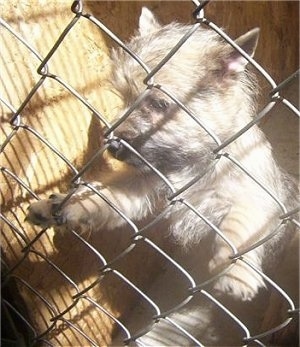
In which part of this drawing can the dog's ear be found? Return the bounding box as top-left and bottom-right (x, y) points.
(225, 28), (260, 73)
(139, 7), (161, 35)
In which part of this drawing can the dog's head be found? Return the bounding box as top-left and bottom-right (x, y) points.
(107, 8), (259, 174)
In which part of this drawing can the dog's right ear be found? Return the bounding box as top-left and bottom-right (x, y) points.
(139, 7), (161, 35)
(225, 28), (260, 73)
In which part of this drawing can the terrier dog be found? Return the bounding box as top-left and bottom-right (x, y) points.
(27, 6), (297, 316)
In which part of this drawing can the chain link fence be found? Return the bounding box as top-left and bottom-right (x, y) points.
(1, 0), (299, 346)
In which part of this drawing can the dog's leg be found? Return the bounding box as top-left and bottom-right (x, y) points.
(208, 202), (272, 301)
(26, 178), (158, 232)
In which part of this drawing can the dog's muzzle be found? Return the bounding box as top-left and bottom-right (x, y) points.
(107, 138), (127, 160)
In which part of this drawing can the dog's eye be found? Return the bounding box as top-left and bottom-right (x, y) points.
(149, 98), (170, 111)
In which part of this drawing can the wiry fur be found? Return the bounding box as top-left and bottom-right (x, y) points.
(27, 7), (298, 340)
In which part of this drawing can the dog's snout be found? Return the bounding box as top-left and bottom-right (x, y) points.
(107, 139), (127, 160)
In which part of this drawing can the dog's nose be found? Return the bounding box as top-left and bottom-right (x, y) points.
(107, 139), (127, 160)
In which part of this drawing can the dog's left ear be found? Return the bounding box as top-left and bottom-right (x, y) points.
(225, 28), (260, 73)
(139, 7), (161, 35)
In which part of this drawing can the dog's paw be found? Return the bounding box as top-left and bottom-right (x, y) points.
(26, 194), (66, 227)
(210, 260), (266, 301)
(26, 191), (103, 234)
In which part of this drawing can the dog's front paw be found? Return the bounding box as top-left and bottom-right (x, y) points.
(26, 191), (103, 234)
(210, 259), (266, 301)
(26, 194), (66, 228)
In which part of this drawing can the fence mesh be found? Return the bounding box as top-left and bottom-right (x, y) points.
(1, 0), (299, 346)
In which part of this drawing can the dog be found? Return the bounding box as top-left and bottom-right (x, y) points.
(27, 7), (298, 343)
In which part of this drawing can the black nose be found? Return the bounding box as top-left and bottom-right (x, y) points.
(107, 139), (127, 160)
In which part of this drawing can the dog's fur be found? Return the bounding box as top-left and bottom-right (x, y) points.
(27, 7), (298, 342)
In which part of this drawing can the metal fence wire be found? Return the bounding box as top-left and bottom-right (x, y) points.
(1, 0), (299, 346)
